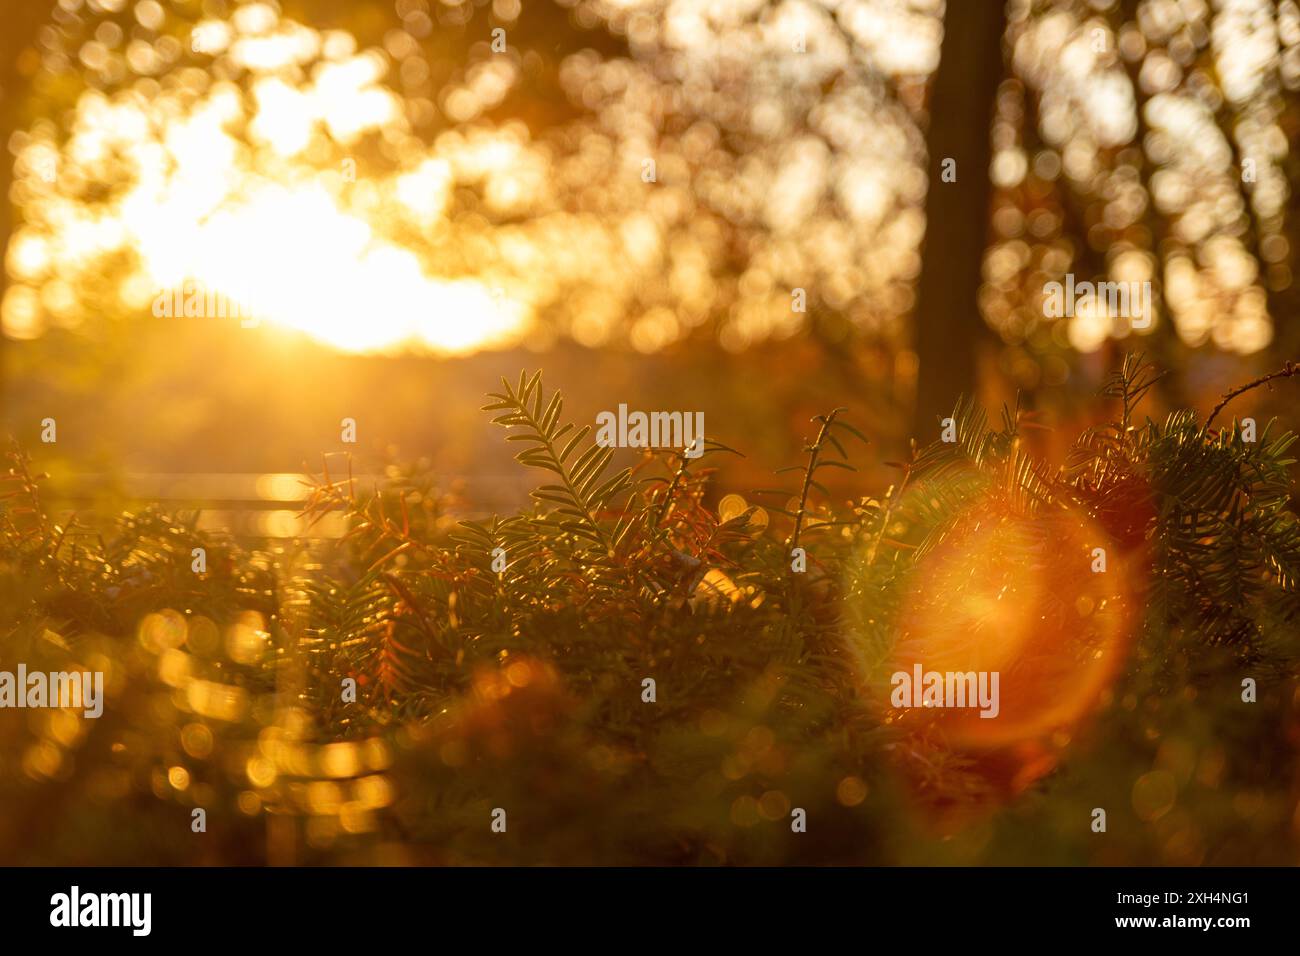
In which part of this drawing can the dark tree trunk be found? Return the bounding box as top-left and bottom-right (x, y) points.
(911, 0), (1007, 436)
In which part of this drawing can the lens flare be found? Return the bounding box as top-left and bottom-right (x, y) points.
(844, 487), (1145, 830)
(877, 494), (1139, 752)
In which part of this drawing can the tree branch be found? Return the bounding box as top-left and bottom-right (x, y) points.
(1205, 360), (1299, 428)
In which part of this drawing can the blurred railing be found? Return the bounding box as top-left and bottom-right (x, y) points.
(47, 472), (533, 538)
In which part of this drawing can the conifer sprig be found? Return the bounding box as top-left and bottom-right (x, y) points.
(483, 370), (632, 559)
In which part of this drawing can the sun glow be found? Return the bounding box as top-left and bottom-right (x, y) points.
(133, 182), (525, 353)
(3, 4), (531, 355)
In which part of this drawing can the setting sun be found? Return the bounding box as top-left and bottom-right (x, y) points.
(5, 2), (533, 353)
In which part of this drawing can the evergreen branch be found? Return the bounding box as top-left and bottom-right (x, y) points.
(485, 371), (628, 557)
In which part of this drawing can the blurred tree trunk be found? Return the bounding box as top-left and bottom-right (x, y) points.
(911, 0), (1007, 436)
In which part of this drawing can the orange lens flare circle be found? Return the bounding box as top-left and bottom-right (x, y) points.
(887, 498), (1137, 749)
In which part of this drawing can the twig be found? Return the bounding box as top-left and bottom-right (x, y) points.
(790, 409), (846, 551)
(652, 448), (691, 532)
(868, 452), (916, 567)
(1205, 361), (1299, 428)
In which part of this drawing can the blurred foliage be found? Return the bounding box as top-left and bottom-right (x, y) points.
(8, 0), (1300, 388)
(1, 355), (1298, 864)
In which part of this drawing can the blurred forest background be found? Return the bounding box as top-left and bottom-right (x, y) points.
(2, 0), (1299, 517)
